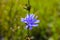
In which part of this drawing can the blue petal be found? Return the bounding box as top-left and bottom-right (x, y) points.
(21, 18), (24, 22)
(29, 26), (32, 30)
(26, 14), (30, 21)
(21, 18), (27, 23)
(26, 25), (28, 29)
(26, 14), (29, 19)
(32, 18), (37, 23)
(30, 14), (35, 19)
(30, 14), (35, 17)
(34, 20), (40, 23)
(32, 24), (38, 27)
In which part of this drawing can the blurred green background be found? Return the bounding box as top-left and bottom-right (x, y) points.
(0, 0), (60, 40)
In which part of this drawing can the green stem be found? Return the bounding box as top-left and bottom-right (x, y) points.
(27, 0), (31, 14)
(27, 0), (31, 40)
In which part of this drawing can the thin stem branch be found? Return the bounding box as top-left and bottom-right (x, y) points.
(27, 0), (31, 14)
(28, 0), (30, 5)
(27, 0), (31, 40)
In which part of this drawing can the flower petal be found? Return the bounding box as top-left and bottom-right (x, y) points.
(34, 20), (40, 23)
(32, 24), (38, 27)
(30, 14), (35, 19)
(21, 18), (24, 22)
(26, 25), (28, 29)
(26, 14), (29, 18)
(29, 26), (32, 30)
(21, 18), (27, 23)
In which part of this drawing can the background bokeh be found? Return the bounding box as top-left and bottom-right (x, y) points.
(0, 0), (60, 40)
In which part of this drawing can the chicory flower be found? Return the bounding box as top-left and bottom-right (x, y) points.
(21, 14), (40, 30)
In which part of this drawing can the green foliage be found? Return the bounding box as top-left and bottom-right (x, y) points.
(0, 0), (60, 40)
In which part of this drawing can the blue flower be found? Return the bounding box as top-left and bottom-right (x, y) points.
(21, 14), (40, 30)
